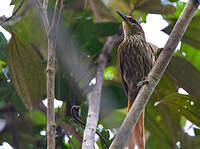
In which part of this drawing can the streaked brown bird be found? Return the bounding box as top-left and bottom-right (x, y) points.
(117, 10), (155, 149)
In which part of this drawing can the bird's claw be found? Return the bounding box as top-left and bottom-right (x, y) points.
(137, 80), (149, 88)
(155, 48), (163, 60)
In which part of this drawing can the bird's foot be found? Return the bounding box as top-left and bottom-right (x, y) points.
(155, 48), (163, 60)
(137, 79), (149, 88)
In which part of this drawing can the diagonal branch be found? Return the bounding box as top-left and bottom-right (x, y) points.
(109, 0), (200, 148)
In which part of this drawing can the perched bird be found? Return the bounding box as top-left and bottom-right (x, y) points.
(117, 10), (155, 149)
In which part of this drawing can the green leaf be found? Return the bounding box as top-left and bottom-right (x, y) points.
(180, 116), (187, 127)
(71, 17), (119, 55)
(146, 75), (179, 147)
(104, 66), (118, 81)
(72, 17), (120, 38)
(166, 56), (200, 99)
(7, 33), (46, 110)
(107, 0), (176, 15)
(176, 43), (200, 72)
(93, 22), (120, 37)
(100, 82), (127, 119)
(63, 0), (85, 11)
(0, 32), (8, 60)
(92, 0), (117, 21)
(136, 0), (176, 14)
(101, 108), (126, 128)
(100, 129), (110, 147)
(194, 128), (200, 136)
(11, 7), (48, 59)
(160, 93), (200, 127)
(146, 135), (172, 149)
(162, 15), (200, 50)
(26, 110), (46, 125)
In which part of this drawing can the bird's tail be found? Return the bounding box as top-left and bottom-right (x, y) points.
(126, 99), (145, 149)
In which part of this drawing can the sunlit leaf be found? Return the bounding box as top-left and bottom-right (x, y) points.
(26, 110), (46, 125)
(162, 15), (200, 49)
(160, 93), (200, 127)
(166, 56), (200, 99)
(104, 66), (118, 81)
(146, 75), (178, 147)
(176, 43), (200, 72)
(136, 0), (176, 14)
(106, 0), (176, 15)
(101, 108), (126, 128)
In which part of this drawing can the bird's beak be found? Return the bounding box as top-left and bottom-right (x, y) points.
(116, 10), (128, 22)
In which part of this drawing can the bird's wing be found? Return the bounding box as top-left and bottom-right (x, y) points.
(118, 46), (128, 96)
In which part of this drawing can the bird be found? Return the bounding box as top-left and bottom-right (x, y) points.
(116, 10), (155, 149)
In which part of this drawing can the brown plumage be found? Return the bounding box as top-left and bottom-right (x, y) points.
(117, 10), (155, 149)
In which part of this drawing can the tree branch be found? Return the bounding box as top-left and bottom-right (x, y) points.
(46, 1), (63, 148)
(35, 0), (50, 34)
(89, 0), (103, 22)
(109, 0), (200, 148)
(43, 0), (48, 9)
(51, 0), (63, 34)
(38, 102), (83, 145)
(81, 3), (122, 148)
(35, 0), (63, 149)
(82, 34), (121, 149)
(72, 105), (109, 149)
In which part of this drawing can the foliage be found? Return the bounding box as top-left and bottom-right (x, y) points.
(0, 0), (200, 148)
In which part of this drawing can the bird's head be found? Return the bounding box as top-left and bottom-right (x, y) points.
(117, 10), (144, 38)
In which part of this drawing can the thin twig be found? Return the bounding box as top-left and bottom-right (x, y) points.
(109, 0), (200, 148)
(66, 133), (79, 149)
(51, 0), (63, 32)
(37, 102), (83, 144)
(35, 0), (50, 34)
(59, 121), (83, 144)
(4, 0), (24, 22)
(71, 106), (109, 149)
(0, 0), (25, 26)
(1, 1), (33, 26)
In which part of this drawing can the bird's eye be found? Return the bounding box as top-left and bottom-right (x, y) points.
(129, 18), (138, 24)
